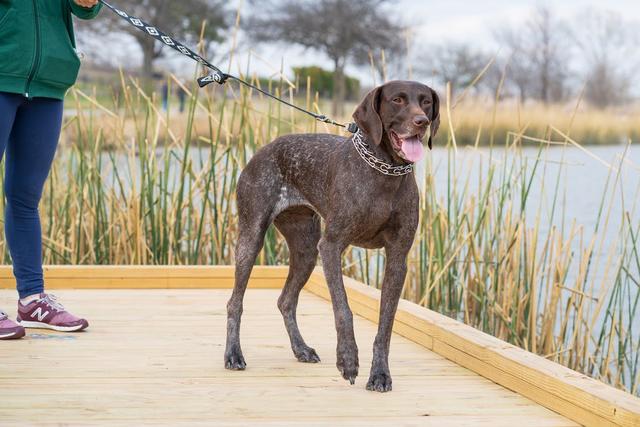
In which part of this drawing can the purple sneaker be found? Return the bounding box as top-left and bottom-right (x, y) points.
(0, 310), (26, 340)
(17, 294), (89, 332)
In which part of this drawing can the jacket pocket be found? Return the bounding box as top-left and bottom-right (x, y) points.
(0, 8), (32, 77)
(34, 14), (81, 88)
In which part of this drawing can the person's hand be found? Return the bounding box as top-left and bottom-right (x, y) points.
(74, 0), (99, 7)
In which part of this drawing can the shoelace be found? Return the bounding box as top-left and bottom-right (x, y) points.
(41, 294), (65, 312)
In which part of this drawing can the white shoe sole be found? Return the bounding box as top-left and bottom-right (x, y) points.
(0, 331), (17, 338)
(18, 320), (86, 332)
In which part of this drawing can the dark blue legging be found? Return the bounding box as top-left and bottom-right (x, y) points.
(0, 92), (63, 299)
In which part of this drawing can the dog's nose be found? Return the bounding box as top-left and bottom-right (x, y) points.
(413, 115), (430, 127)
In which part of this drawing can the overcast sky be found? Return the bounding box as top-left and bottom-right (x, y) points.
(90, 1), (640, 88)
(398, 0), (640, 46)
(221, 0), (640, 85)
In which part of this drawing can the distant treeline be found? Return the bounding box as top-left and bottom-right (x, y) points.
(292, 66), (360, 101)
(251, 67), (360, 101)
(77, 1), (638, 111)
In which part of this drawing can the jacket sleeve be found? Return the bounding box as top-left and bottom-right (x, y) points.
(68, 1), (103, 20)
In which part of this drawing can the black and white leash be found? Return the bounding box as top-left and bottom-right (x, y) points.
(98, 0), (359, 133)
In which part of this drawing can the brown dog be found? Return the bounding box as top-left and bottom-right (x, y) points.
(225, 80), (440, 392)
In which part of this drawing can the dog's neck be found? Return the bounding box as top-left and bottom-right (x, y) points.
(351, 130), (414, 177)
(361, 132), (410, 166)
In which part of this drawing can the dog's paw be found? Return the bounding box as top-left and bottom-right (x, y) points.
(294, 346), (321, 363)
(224, 348), (247, 370)
(336, 345), (359, 384)
(366, 371), (393, 392)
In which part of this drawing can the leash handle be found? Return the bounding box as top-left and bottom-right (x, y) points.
(99, 0), (358, 133)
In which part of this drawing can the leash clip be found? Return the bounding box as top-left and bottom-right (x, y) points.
(197, 71), (229, 88)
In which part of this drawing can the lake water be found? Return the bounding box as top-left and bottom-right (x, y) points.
(96, 142), (640, 280)
(422, 143), (640, 306)
(123, 142), (640, 222)
(91, 141), (640, 296)
(96, 141), (640, 323)
(423, 143), (640, 234)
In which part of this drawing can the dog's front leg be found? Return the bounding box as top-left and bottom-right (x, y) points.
(367, 246), (409, 392)
(318, 236), (359, 384)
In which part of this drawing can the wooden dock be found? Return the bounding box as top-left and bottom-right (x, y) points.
(1, 266), (639, 426)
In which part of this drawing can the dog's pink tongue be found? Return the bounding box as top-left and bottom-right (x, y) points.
(400, 136), (424, 163)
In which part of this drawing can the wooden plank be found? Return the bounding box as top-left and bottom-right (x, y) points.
(0, 265), (288, 289)
(2, 265), (634, 425)
(306, 269), (640, 427)
(17, 418), (574, 427)
(0, 288), (573, 426)
(0, 417), (579, 427)
(304, 273), (434, 349)
(0, 265), (291, 279)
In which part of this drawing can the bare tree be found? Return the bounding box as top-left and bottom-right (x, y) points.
(492, 28), (531, 101)
(245, 0), (404, 116)
(572, 8), (638, 108)
(419, 42), (491, 95)
(529, 7), (572, 102)
(493, 6), (570, 103)
(81, 0), (229, 83)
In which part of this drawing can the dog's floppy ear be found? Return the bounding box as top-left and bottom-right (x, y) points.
(353, 86), (384, 146)
(428, 88), (440, 150)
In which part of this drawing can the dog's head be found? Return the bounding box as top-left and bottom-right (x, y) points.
(353, 80), (440, 164)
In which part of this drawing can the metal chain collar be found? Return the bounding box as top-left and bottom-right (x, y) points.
(351, 130), (414, 176)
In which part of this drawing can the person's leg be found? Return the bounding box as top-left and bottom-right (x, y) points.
(0, 92), (26, 340)
(4, 97), (63, 300)
(8, 96), (89, 332)
(0, 93), (21, 151)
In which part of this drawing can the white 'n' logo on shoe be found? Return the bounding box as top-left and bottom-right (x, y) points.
(31, 308), (49, 322)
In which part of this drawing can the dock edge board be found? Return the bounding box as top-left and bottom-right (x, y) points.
(0, 264), (638, 426)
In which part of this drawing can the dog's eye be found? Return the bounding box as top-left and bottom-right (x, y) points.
(422, 99), (432, 106)
(392, 97), (404, 104)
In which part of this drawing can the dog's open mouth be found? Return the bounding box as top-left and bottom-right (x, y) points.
(389, 130), (425, 163)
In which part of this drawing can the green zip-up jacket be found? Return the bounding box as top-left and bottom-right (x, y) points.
(0, 0), (102, 100)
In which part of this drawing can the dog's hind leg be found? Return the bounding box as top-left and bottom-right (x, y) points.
(274, 207), (321, 363)
(224, 197), (272, 370)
